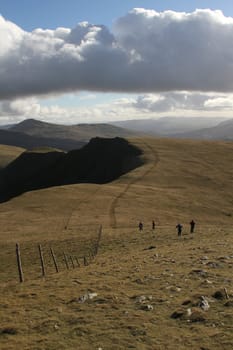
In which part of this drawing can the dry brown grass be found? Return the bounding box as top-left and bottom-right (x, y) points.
(0, 137), (233, 349)
(0, 144), (25, 169)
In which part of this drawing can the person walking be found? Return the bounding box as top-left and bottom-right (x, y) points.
(138, 221), (143, 231)
(176, 223), (183, 237)
(190, 220), (195, 233)
(152, 220), (156, 230)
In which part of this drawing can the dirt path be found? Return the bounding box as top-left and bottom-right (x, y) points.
(109, 142), (159, 228)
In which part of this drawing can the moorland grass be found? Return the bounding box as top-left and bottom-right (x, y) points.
(0, 137), (232, 349)
(0, 144), (25, 169)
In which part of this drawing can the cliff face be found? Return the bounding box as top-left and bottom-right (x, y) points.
(0, 137), (143, 202)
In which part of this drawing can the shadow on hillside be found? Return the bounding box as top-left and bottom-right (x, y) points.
(0, 137), (144, 203)
(0, 129), (86, 151)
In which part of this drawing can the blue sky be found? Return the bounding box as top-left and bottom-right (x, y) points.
(1, 1), (232, 31)
(1, 0), (233, 124)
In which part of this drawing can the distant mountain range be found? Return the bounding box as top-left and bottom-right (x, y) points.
(0, 117), (233, 153)
(112, 116), (229, 135)
(0, 119), (138, 151)
(169, 118), (233, 140)
(0, 129), (85, 152)
(10, 118), (137, 141)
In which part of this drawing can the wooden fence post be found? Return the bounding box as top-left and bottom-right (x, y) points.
(84, 256), (88, 266)
(63, 252), (69, 270)
(64, 210), (73, 230)
(50, 247), (59, 273)
(16, 243), (24, 283)
(75, 257), (80, 267)
(95, 225), (102, 255)
(89, 250), (93, 260)
(38, 244), (45, 277)
(70, 255), (75, 269)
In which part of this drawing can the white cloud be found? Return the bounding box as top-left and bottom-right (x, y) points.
(1, 91), (233, 125)
(133, 92), (233, 112)
(0, 15), (23, 56)
(2, 8), (233, 124)
(1, 8), (233, 101)
(0, 96), (140, 124)
(204, 96), (233, 109)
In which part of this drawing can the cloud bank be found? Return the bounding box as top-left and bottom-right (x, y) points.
(1, 91), (233, 126)
(133, 92), (233, 112)
(1, 8), (233, 101)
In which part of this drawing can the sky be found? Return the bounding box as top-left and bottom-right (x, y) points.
(1, 0), (233, 125)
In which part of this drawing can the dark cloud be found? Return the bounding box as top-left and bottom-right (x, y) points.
(1, 8), (233, 100)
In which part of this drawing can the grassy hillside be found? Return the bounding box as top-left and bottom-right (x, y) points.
(0, 128), (86, 151)
(10, 118), (139, 141)
(0, 137), (232, 349)
(0, 137), (143, 202)
(0, 144), (25, 169)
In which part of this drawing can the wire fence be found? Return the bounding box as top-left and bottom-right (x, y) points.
(0, 225), (102, 283)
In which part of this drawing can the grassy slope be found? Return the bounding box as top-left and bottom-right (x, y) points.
(0, 137), (233, 349)
(11, 119), (139, 141)
(0, 144), (25, 169)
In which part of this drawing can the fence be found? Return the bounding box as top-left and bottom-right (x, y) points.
(0, 225), (102, 283)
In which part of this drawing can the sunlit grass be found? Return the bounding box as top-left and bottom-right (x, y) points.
(0, 137), (232, 349)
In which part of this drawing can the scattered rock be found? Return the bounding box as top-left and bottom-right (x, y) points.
(0, 327), (18, 335)
(189, 308), (206, 323)
(200, 256), (209, 261)
(198, 296), (210, 311)
(212, 290), (225, 300)
(172, 300), (208, 322)
(187, 308), (192, 317)
(133, 295), (153, 303)
(171, 309), (185, 319)
(190, 269), (208, 277)
(69, 292), (98, 304)
(134, 295), (146, 303)
(203, 279), (213, 285)
(140, 304), (153, 311)
(206, 261), (221, 268)
(166, 286), (181, 292)
(144, 245), (156, 250)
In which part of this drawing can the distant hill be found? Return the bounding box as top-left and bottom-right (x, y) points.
(0, 124), (16, 130)
(170, 118), (233, 140)
(3, 117), (232, 149)
(10, 118), (138, 141)
(112, 117), (227, 136)
(0, 137), (143, 202)
(0, 129), (85, 151)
